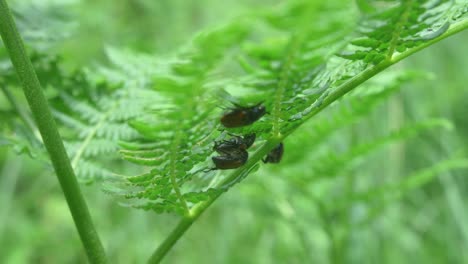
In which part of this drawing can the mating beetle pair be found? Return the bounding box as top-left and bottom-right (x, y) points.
(210, 103), (283, 170)
(211, 134), (256, 170)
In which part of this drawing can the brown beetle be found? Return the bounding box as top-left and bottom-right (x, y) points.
(262, 143), (284, 164)
(212, 149), (248, 170)
(220, 103), (266, 128)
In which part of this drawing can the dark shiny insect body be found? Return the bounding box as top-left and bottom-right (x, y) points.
(212, 150), (248, 170)
(263, 142), (284, 164)
(213, 133), (256, 154)
(221, 103), (266, 128)
(210, 133), (256, 170)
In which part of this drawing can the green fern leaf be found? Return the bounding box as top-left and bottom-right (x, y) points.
(306, 119), (453, 181)
(333, 158), (468, 212)
(105, 23), (250, 214)
(108, 0), (467, 215)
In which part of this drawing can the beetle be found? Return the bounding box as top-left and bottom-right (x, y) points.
(262, 142), (284, 164)
(220, 103), (266, 128)
(209, 133), (256, 171)
(212, 149), (248, 170)
(213, 133), (256, 154)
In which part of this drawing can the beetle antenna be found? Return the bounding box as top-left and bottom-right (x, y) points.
(191, 166), (217, 175)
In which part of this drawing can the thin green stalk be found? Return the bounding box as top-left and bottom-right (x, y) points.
(147, 19), (468, 263)
(0, 1), (107, 263)
(148, 217), (194, 263)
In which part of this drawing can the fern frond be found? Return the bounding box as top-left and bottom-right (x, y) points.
(303, 119), (453, 181)
(332, 158), (468, 212)
(283, 70), (426, 165)
(339, 0), (466, 63)
(110, 0), (467, 215)
(109, 22), (250, 214)
(12, 1), (76, 49)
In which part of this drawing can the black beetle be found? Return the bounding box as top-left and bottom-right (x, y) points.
(263, 142), (284, 164)
(213, 133), (256, 154)
(220, 103), (266, 128)
(210, 133), (256, 170)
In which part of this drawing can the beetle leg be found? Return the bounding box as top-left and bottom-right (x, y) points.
(202, 167), (217, 172)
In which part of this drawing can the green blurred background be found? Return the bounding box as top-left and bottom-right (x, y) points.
(1, 0), (468, 263)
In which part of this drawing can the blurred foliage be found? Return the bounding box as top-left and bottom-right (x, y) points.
(0, 0), (467, 263)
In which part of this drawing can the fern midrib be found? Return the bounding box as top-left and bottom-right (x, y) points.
(272, 35), (301, 136)
(386, 0), (414, 60)
(169, 129), (190, 215)
(168, 92), (205, 215)
(71, 104), (116, 169)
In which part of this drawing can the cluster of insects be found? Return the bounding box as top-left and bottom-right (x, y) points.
(210, 103), (284, 170)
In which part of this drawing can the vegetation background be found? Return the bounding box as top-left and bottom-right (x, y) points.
(0, 0), (467, 263)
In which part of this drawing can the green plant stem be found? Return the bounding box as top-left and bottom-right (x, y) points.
(0, 1), (107, 263)
(147, 19), (468, 263)
(148, 217), (194, 263)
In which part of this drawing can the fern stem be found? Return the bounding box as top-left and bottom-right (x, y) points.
(147, 18), (468, 264)
(0, 1), (107, 263)
(148, 217), (193, 263)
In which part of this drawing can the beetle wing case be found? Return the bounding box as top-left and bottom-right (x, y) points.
(220, 103), (266, 128)
(212, 150), (248, 170)
(263, 143), (284, 163)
